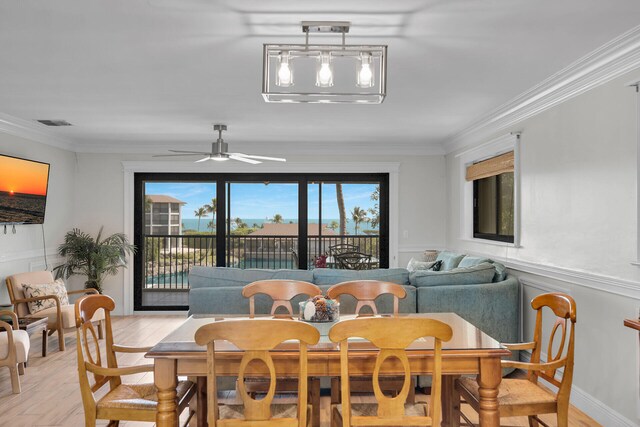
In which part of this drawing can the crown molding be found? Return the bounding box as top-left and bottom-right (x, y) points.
(444, 24), (640, 154)
(0, 112), (76, 151)
(74, 140), (445, 156)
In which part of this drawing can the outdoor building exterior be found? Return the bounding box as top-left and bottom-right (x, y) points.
(144, 194), (185, 236)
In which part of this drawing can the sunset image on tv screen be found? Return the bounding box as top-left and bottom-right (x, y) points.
(0, 155), (50, 224)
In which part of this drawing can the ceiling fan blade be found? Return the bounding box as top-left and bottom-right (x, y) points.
(229, 153), (287, 162)
(194, 156), (212, 163)
(169, 150), (210, 154)
(229, 155), (261, 164)
(153, 153), (202, 157)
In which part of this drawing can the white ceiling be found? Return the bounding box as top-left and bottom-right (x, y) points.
(1, 0), (639, 155)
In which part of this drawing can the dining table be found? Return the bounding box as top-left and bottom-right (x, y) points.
(146, 312), (511, 427)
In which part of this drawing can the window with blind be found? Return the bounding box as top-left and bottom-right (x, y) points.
(467, 151), (515, 243)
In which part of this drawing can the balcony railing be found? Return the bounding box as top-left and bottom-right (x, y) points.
(142, 234), (380, 291)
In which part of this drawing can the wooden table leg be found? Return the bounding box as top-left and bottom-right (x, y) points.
(42, 329), (48, 357)
(441, 375), (460, 427)
(309, 377), (320, 427)
(477, 357), (501, 427)
(155, 358), (179, 427)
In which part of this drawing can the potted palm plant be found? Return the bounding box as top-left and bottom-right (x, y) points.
(53, 227), (136, 293)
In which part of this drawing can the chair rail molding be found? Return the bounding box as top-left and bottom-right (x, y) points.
(122, 160), (401, 315)
(503, 257), (640, 301)
(445, 24), (640, 154)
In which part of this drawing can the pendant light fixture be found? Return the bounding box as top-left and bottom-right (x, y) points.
(262, 21), (387, 103)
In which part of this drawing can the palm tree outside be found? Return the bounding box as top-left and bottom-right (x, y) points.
(328, 220), (339, 232)
(272, 213), (284, 224)
(351, 206), (369, 235)
(194, 207), (208, 232)
(336, 184), (347, 236)
(205, 198), (217, 234)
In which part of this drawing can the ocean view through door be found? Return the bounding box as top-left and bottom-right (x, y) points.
(134, 173), (388, 310)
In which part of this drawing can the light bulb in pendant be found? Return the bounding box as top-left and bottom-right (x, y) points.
(316, 53), (333, 87)
(276, 52), (293, 87)
(357, 53), (374, 88)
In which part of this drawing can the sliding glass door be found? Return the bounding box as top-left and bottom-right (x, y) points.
(134, 173), (388, 310)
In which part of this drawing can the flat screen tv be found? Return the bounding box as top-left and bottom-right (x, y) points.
(0, 154), (50, 224)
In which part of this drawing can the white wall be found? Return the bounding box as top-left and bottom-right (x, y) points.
(0, 133), (78, 305)
(445, 70), (640, 425)
(72, 153), (447, 314)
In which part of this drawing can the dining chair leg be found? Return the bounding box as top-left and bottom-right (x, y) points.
(442, 375), (460, 427)
(57, 327), (65, 351)
(330, 377), (340, 404)
(9, 365), (21, 393)
(196, 376), (207, 427)
(309, 377), (321, 427)
(528, 416), (540, 427)
(18, 362), (25, 375)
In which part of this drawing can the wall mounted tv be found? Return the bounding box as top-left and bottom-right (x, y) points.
(0, 154), (50, 224)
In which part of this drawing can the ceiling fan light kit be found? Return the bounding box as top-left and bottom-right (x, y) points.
(154, 124), (286, 164)
(262, 21), (387, 104)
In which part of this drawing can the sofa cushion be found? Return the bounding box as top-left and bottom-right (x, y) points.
(406, 258), (436, 273)
(491, 261), (508, 282)
(435, 251), (465, 271)
(458, 255), (491, 268)
(0, 329), (30, 362)
(189, 267), (314, 289)
(312, 268), (410, 286)
(410, 263), (496, 287)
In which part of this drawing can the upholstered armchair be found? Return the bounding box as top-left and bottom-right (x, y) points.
(0, 310), (30, 393)
(5, 271), (105, 351)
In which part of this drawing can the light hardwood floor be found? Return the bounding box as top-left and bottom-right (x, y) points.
(0, 315), (600, 427)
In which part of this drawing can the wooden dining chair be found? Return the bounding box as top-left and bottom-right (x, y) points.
(242, 280), (323, 427)
(329, 317), (453, 427)
(75, 294), (196, 427)
(455, 292), (577, 427)
(242, 279), (322, 318)
(194, 319), (320, 427)
(326, 280), (414, 404)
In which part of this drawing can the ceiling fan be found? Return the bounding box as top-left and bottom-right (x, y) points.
(153, 124), (286, 164)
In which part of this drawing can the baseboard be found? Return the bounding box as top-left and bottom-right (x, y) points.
(521, 351), (638, 426)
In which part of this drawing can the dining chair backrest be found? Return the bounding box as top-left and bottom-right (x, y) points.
(329, 317), (452, 427)
(334, 252), (371, 270)
(242, 280), (322, 317)
(6, 271), (56, 317)
(329, 243), (360, 257)
(194, 319), (320, 427)
(326, 280), (406, 316)
(74, 294), (118, 411)
(529, 292), (577, 399)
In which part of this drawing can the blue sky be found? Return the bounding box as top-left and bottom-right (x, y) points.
(145, 182), (378, 220)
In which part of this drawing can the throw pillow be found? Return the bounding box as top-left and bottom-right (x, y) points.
(22, 279), (69, 315)
(491, 261), (508, 282)
(406, 258), (436, 273)
(458, 255), (491, 268)
(435, 251), (465, 271)
(429, 260), (443, 271)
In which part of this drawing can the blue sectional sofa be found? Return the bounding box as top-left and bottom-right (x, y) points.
(188, 252), (519, 348)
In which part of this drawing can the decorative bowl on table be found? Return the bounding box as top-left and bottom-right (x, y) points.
(299, 295), (340, 323)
